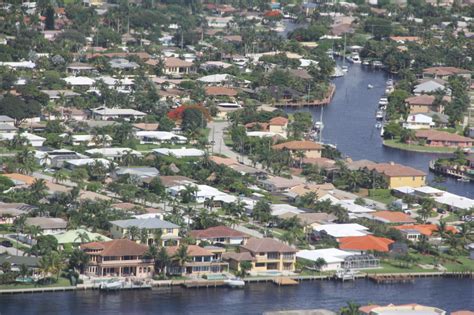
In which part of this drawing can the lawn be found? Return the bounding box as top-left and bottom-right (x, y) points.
(135, 143), (161, 152)
(367, 189), (396, 205)
(383, 139), (456, 154)
(364, 262), (432, 274)
(0, 277), (71, 290)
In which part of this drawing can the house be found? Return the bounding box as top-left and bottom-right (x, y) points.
(422, 67), (471, 81)
(296, 248), (353, 271)
(403, 114), (435, 130)
(90, 107), (146, 121)
(413, 130), (473, 148)
(189, 226), (249, 246)
(0, 132), (45, 147)
(394, 224), (457, 242)
(366, 162), (426, 189)
(134, 131), (187, 144)
(85, 148), (142, 161)
(63, 76), (96, 87)
(0, 254), (40, 274)
(258, 175), (305, 192)
(268, 117), (289, 138)
(112, 167), (159, 181)
(81, 239), (153, 278)
(272, 141), (323, 159)
(25, 217), (67, 235)
(133, 123), (159, 131)
(153, 147), (205, 158)
(167, 184), (238, 204)
(34, 149), (87, 168)
(60, 134), (113, 147)
(0, 115), (15, 126)
(64, 158), (112, 170)
(164, 57), (195, 76)
(166, 245), (229, 276)
(225, 238), (297, 273)
(413, 79), (450, 95)
(109, 58), (139, 70)
(54, 229), (111, 246)
(313, 223), (369, 238)
(206, 16), (233, 28)
(338, 235), (394, 253)
(66, 62), (95, 75)
(368, 211), (416, 224)
(359, 304), (446, 315)
(110, 218), (180, 246)
(405, 95), (450, 114)
(279, 212), (336, 233)
(0, 207), (27, 224)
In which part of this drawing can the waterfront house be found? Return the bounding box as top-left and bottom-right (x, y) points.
(272, 140), (323, 159)
(405, 95), (450, 114)
(166, 245), (229, 276)
(413, 130), (473, 148)
(110, 218), (180, 246)
(245, 116), (289, 138)
(296, 248), (353, 271)
(0, 254), (40, 275)
(360, 304), (446, 315)
(25, 217), (67, 235)
(81, 239), (153, 278)
(403, 114), (435, 130)
(413, 79), (450, 95)
(422, 66), (471, 81)
(189, 226), (249, 246)
(313, 223), (369, 238)
(338, 235), (394, 253)
(225, 238), (297, 273)
(366, 162), (426, 189)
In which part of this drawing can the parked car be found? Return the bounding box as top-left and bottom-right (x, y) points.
(0, 240), (13, 247)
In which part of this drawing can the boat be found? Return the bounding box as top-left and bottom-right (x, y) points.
(375, 110), (384, 120)
(347, 53), (361, 64)
(379, 98), (388, 105)
(313, 121), (324, 131)
(367, 84), (373, 89)
(335, 269), (356, 281)
(99, 279), (124, 291)
(362, 60), (370, 66)
(372, 60), (383, 68)
(457, 177), (470, 182)
(341, 65), (348, 72)
(224, 278), (245, 288)
(375, 122), (382, 129)
(331, 66), (345, 78)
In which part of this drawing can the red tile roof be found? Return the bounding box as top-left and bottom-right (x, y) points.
(273, 140), (323, 151)
(268, 116), (288, 126)
(372, 211), (416, 224)
(394, 224), (458, 236)
(367, 163), (426, 177)
(423, 67), (471, 76)
(189, 226), (248, 239)
(81, 239), (148, 257)
(205, 86), (238, 97)
(338, 235), (394, 252)
(164, 57), (193, 68)
(415, 130), (473, 143)
(166, 245), (214, 257)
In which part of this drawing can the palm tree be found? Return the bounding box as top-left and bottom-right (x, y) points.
(174, 244), (190, 274)
(53, 170), (68, 184)
(128, 226), (140, 241)
(74, 231), (91, 245)
(294, 150), (306, 168)
(140, 228), (149, 244)
(121, 150), (138, 166)
(25, 225), (42, 242)
(31, 179), (48, 200)
(153, 229), (163, 247)
(339, 301), (361, 315)
(157, 246), (171, 275)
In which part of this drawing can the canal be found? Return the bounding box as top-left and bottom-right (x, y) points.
(0, 278), (472, 314)
(286, 63), (473, 198)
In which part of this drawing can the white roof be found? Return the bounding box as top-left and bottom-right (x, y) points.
(135, 131), (187, 141)
(0, 61), (36, 69)
(99, 76), (134, 86)
(271, 204), (304, 216)
(153, 148), (204, 158)
(60, 134), (112, 142)
(65, 158), (111, 167)
(85, 148), (142, 157)
(246, 131), (279, 138)
(198, 74), (233, 83)
(414, 186), (444, 195)
(296, 248), (353, 263)
(299, 59), (318, 67)
(168, 184), (235, 203)
(0, 132), (45, 141)
(63, 76), (96, 86)
(434, 192), (474, 210)
(91, 107), (146, 117)
(393, 186), (415, 194)
(406, 114), (433, 124)
(314, 224), (369, 238)
(414, 80), (446, 93)
(336, 200), (375, 213)
(202, 61), (232, 69)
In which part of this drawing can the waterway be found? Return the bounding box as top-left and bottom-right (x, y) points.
(286, 63), (473, 198)
(0, 278), (472, 314)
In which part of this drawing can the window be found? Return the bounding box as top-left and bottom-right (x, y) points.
(255, 263), (265, 267)
(166, 228), (174, 234)
(267, 252), (279, 260)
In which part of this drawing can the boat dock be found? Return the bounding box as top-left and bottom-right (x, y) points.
(272, 277), (299, 286)
(181, 280), (226, 288)
(368, 275), (415, 284)
(0, 286), (77, 295)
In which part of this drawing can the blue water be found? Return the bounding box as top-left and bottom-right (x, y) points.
(0, 278), (472, 314)
(286, 63), (473, 198)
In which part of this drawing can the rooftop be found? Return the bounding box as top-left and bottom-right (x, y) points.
(110, 218), (179, 229)
(338, 235), (394, 252)
(81, 239), (148, 257)
(273, 140), (323, 151)
(189, 226), (248, 239)
(241, 237), (297, 253)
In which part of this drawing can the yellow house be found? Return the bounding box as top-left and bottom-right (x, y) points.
(368, 162), (426, 189)
(110, 218), (180, 246)
(268, 116), (289, 138)
(223, 238), (297, 273)
(272, 140), (323, 159)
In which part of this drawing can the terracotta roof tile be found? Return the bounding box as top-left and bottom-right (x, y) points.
(338, 235), (394, 252)
(205, 86), (238, 97)
(166, 245), (214, 257)
(415, 130), (473, 143)
(81, 239), (148, 256)
(372, 211), (416, 224)
(273, 140), (323, 151)
(367, 163), (426, 177)
(423, 67), (471, 76)
(394, 224), (457, 236)
(268, 116), (288, 126)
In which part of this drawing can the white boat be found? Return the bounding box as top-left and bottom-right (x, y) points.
(376, 110), (384, 120)
(348, 53), (361, 64)
(100, 280), (124, 291)
(342, 65), (348, 72)
(362, 60), (370, 66)
(367, 84), (373, 89)
(372, 61), (383, 68)
(224, 278), (245, 288)
(375, 122), (382, 129)
(313, 121), (324, 131)
(331, 66), (345, 78)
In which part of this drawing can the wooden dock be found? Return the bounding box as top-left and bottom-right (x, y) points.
(181, 280), (226, 288)
(272, 277), (299, 286)
(368, 275), (415, 284)
(0, 286), (77, 295)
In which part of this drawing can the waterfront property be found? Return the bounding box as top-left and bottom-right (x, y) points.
(189, 226), (249, 246)
(166, 245), (229, 276)
(81, 239), (153, 278)
(394, 224), (457, 242)
(109, 218), (180, 246)
(228, 238), (297, 273)
(412, 130), (473, 148)
(272, 140), (323, 159)
(367, 211), (416, 224)
(296, 248), (353, 271)
(366, 162), (426, 189)
(422, 66), (471, 81)
(405, 95), (449, 114)
(359, 303), (446, 315)
(338, 235), (394, 253)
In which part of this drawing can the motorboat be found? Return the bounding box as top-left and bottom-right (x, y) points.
(313, 121), (324, 131)
(224, 278), (245, 288)
(342, 65), (349, 72)
(367, 84), (374, 89)
(331, 66), (345, 78)
(372, 60), (383, 68)
(362, 60), (370, 66)
(347, 53), (361, 64)
(376, 110), (385, 120)
(100, 279), (124, 291)
(379, 97), (388, 105)
(375, 122), (382, 129)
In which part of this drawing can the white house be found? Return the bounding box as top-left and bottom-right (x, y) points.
(60, 134), (113, 147)
(64, 158), (112, 170)
(296, 248), (353, 271)
(63, 76), (96, 87)
(85, 148), (142, 161)
(98, 76), (134, 93)
(90, 106), (146, 121)
(403, 114), (435, 130)
(134, 131), (187, 144)
(167, 184), (236, 204)
(153, 148), (205, 158)
(313, 224), (369, 238)
(0, 61), (36, 69)
(0, 132), (45, 147)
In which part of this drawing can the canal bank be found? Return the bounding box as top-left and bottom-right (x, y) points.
(0, 278), (472, 314)
(285, 63), (473, 198)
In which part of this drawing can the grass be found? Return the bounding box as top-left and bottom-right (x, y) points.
(383, 139), (457, 154)
(367, 189), (396, 205)
(135, 143), (161, 151)
(442, 213), (460, 222)
(0, 237), (29, 251)
(0, 277), (71, 290)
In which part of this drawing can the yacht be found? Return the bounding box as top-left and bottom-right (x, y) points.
(376, 110), (385, 120)
(347, 53), (361, 64)
(224, 278), (245, 288)
(367, 84), (374, 89)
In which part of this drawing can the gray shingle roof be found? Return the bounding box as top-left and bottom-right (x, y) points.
(110, 218), (179, 229)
